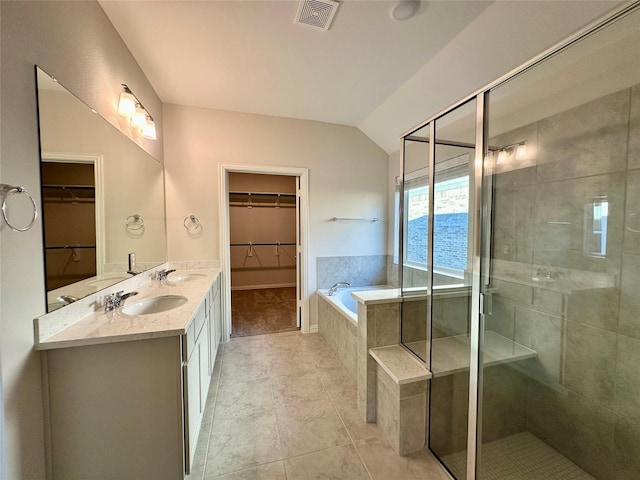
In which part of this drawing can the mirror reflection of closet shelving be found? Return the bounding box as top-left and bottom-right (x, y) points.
(41, 162), (97, 291)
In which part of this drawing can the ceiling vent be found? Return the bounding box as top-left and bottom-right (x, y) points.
(295, 0), (339, 31)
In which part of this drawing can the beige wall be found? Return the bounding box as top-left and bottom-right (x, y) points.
(163, 104), (389, 327)
(0, 2), (162, 477)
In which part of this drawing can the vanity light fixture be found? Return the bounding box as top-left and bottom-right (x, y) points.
(117, 84), (156, 140)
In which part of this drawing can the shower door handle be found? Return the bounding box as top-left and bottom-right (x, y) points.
(480, 292), (492, 316)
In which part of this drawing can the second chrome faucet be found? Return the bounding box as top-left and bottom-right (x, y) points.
(105, 290), (138, 312)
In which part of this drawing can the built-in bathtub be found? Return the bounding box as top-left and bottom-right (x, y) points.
(318, 285), (392, 380)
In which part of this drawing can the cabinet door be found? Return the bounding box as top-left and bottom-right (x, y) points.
(209, 290), (220, 372)
(184, 344), (201, 470)
(199, 327), (210, 410)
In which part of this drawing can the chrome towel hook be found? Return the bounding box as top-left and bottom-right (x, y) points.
(1, 184), (38, 232)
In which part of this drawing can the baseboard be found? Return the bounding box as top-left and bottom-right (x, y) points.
(231, 283), (297, 291)
(308, 325), (318, 333)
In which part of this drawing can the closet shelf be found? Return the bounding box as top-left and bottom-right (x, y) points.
(45, 245), (96, 250)
(229, 191), (296, 209)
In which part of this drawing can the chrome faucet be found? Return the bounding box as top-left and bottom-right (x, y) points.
(57, 295), (79, 305)
(157, 269), (177, 283)
(105, 290), (139, 312)
(328, 282), (350, 296)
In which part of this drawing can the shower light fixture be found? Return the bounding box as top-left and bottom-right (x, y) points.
(117, 84), (156, 140)
(496, 142), (527, 164)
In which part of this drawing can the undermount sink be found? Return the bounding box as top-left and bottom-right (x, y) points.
(122, 295), (188, 316)
(168, 273), (207, 282)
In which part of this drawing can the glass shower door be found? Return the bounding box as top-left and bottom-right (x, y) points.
(479, 6), (640, 479)
(428, 98), (477, 480)
(401, 123), (430, 362)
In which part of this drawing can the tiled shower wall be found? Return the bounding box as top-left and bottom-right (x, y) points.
(483, 84), (640, 480)
(316, 255), (388, 289)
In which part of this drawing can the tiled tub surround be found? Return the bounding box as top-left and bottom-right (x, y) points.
(317, 255), (388, 288)
(319, 286), (435, 456)
(318, 286), (396, 380)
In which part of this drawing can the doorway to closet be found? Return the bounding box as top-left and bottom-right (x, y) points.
(228, 172), (299, 337)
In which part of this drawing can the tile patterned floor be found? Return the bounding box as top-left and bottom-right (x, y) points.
(231, 288), (298, 337)
(442, 432), (596, 480)
(187, 331), (452, 480)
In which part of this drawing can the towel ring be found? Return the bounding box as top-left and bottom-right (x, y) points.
(183, 214), (201, 232)
(125, 214), (144, 231)
(1, 185), (38, 232)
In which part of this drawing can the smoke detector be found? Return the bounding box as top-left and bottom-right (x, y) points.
(295, 0), (340, 31)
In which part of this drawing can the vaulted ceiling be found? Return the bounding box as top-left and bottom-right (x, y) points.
(99, 1), (620, 153)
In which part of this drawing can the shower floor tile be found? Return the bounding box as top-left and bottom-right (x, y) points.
(442, 431), (596, 480)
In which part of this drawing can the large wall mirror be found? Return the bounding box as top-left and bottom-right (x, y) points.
(36, 67), (167, 312)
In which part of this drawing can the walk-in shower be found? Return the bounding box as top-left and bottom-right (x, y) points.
(399, 3), (640, 479)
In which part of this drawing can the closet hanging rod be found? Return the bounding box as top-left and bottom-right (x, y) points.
(45, 245), (96, 250)
(230, 242), (296, 247)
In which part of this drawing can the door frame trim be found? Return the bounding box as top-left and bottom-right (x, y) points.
(218, 163), (310, 342)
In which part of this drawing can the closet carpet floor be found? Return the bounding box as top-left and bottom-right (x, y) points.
(231, 287), (298, 337)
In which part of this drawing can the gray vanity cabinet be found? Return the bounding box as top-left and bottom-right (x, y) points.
(183, 299), (210, 471)
(208, 275), (222, 373)
(43, 275), (222, 479)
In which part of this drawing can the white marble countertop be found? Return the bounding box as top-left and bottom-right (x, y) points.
(35, 269), (219, 351)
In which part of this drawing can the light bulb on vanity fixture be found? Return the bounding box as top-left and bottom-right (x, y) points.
(117, 84), (156, 140)
(142, 114), (157, 140)
(131, 104), (147, 129)
(117, 85), (136, 117)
